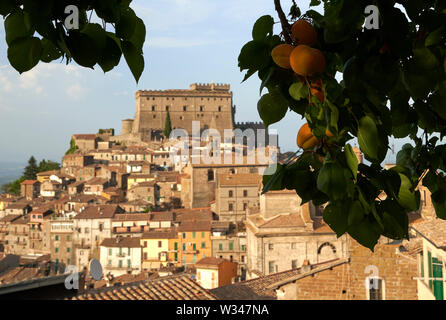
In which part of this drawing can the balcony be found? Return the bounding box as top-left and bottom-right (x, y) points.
(116, 253), (127, 258)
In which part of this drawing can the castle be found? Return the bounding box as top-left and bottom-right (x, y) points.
(112, 83), (273, 146)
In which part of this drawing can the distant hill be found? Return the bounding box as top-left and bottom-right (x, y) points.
(0, 162), (24, 187)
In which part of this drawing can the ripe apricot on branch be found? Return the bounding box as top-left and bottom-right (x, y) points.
(271, 44), (295, 69)
(291, 19), (317, 46)
(290, 45), (326, 77)
(297, 123), (319, 150)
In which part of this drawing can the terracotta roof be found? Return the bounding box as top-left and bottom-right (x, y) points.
(84, 177), (108, 185)
(20, 180), (39, 185)
(11, 215), (30, 225)
(411, 218), (446, 248)
(178, 220), (212, 232)
(218, 173), (261, 187)
(141, 229), (178, 239)
(258, 213), (306, 228)
(150, 211), (174, 221)
(196, 257), (228, 267)
(100, 237), (141, 248)
(73, 274), (216, 300)
(36, 170), (60, 177)
(131, 181), (156, 188)
(113, 213), (151, 221)
(74, 205), (123, 219)
(175, 208), (214, 222)
(5, 203), (30, 210)
(0, 215), (21, 223)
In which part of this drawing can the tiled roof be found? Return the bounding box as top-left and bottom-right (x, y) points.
(5, 203), (30, 210)
(258, 213), (306, 228)
(74, 205), (123, 219)
(175, 208), (214, 222)
(218, 173), (261, 187)
(0, 215), (21, 223)
(73, 274), (216, 300)
(411, 218), (446, 248)
(131, 181), (156, 188)
(178, 220), (212, 232)
(20, 180), (39, 185)
(196, 257), (228, 267)
(100, 237), (141, 248)
(141, 229), (178, 239)
(36, 170), (60, 177)
(11, 215), (30, 225)
(113, 213), (151, 221)
(150, 211), (174, 221)
(84, 177), (108, 185)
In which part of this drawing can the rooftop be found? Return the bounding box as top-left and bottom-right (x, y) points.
(411, 218), (446, 248)
(73, 274), (216, 300)
(100, 237), (141, 248)
(218, 173), (261, 187)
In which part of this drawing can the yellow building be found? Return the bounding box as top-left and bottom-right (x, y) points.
(140, 229), (178, 270)
(177, 221), (213, 266)
(36, 170), (59, 183)
(127, 173), (155, 190)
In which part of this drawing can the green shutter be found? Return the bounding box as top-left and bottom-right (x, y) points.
(174, 242), (178, 250)
(420, 252), (424, 278)
(174, 253), (178, 261)
(428, 251), (433, 290)
(193, 243), (196, 250)
(433, 257), (444, 300)
(201, 242), (205, 248)
(229, 242), (234, 251)
(192, 232), (196, 238)
(219, 243), (223, 251)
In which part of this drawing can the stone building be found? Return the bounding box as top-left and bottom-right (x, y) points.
(114, 83), (234, 143)
(214, 173), (261, 222)
(49, 217), (75, 266)
(196, 257), (238, 290)
(6, 215), (31, 255)
(246, 190), (348, 278)
(72, 134), (98, 151)
(99, 237), (142, 277)
(28, 208), (52, 254)
(20, 180), (40, 200)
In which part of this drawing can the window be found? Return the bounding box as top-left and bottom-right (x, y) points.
(128, 248), (131, 255)
(432, 257), (444, 300)
(144, 252), (147, 260)
(268, 243), (274, 250)
(67, 259), (70, 264)
(201, 232), (205, 238)
(219, 243), (223, 251)
(192, 243), (196, 250)
(144, 241), (147, 248)
(127, 259), (131, 268)
(200, 106), (204, 111)
(152, 106), (155, 111)
(208, 169), (214, 181)
(229, 242), (234, 251)
(243, 203), (248, 211)
(174, 242), (178, 250)
(55, 248), (58, 253)
(109, 248), (112, 255)
(228, 203), (233, 211)
(218, 106), (222, 112)
(108, 260), (111, 266)
(368, 278), (384, 300)
(182, 233), (186, 239)
(158, 241), (162, 248)
(201, 242), (205, 248)
(192, 232), (196, 238)
(292, 260), (297, 269)
(241, 245), (246, 252)
(291, 243), (297, 249)
(182, 243), (186, 251)
(268, 261), (275, 274)
(55, 235), (59, 241)
(67, 248), (71, 253)
(66, 235), (70, 241)
(119, 260), (122, 268)
(419, 251), (424, 278)
(183, 106), (187, 111)
(229, 190), (233, 197)
(243, 190), (248, 197)
(166, 106), (169, 111)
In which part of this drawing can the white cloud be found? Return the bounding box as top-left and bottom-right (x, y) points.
(66, 84), (87, 100)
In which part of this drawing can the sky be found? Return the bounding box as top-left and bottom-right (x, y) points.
(0, 0), (402, 167)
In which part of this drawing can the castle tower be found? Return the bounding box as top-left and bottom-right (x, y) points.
(131, 83), (233, 137)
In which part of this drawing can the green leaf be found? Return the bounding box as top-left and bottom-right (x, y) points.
(323, 202), (349, 237)
(310, 0), (321, 6)
(430, 81), (446, 120)
(257, 88), (289, 128)
(347, 216), (382, 251)
(357, 116), (380, 162)
(289, 82), (308, 101)
(40, 38), (62, 63)
(262, 164), (285, 194)
(5, 10), (34, 46)
(348, 200), (365, 226)
(0, 0), (16, 16)
(129, 17), (146, 52)
(317, 162), (348, 200)
(7, 37), (42, 74)
(379, 199), (409, 240)
(238, 40), (271, 72)
(81, 23), (107, 53)
(116, 7), (137, 40)
(67, 31), (99, 68)
(344, 144), (358, 180)
(98, 34), (122, 73)
(122, 40), (144, 83)
(425, 26), (445, 47)
(252, 15), (274, 41)
(397, 173), (418, 211)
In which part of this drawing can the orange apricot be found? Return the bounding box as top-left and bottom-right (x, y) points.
(289, 45), (326, 77)
(291, 19), (318, 46)
(297, 123), (319, 150)
(310, 79), (325, 102)
(271, 44), (295, 69)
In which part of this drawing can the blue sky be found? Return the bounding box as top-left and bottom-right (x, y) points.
(0, 0), (401, 166)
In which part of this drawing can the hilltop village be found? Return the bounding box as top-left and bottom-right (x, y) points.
(0, 83), (444, 300)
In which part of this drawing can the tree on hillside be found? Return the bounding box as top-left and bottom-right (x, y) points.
(38, 159), (61, 172)
(65, 138), (79, 155)
(164, 111), (172, 138)
(0, 0), (146, 82)
(23, 156), (39, 180)
(240, 0), (446, 250)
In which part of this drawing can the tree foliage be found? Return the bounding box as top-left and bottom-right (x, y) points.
(164, 111), (172, 138)
(65, 138), (79, 155)
(240, 0), (446, 250)
(0, 0), (146, 82)
(23, 156), (38, 180)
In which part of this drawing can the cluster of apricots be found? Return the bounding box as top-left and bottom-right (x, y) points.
(271, 19), (329, 150)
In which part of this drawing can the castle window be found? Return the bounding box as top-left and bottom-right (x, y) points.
(166, 106), (169, 111)
(183, 106), (187, 111)
(152, 97), (155, 100)
(152, 106), (155, 111)
(207, 169), (214, 181)
(153, 115), (156, 119)
(200, 106), (204, 112)
(229, 190), (233, 198)
(180, 116), (183, 120)
(218, 106), (222, 112)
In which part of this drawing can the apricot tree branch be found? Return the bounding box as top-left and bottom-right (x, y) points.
(274, 0), (292, 44)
